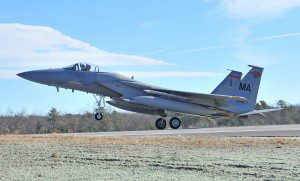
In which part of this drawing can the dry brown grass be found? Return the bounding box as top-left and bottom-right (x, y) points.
(0, 134), (299, 148)
(0, 134), (299, 180)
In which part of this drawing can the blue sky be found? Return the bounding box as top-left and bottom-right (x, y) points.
(1, 0), (300, 114)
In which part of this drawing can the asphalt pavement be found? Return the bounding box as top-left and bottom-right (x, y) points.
(68, 124), (300, 137)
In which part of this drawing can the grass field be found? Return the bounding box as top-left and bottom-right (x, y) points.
(0, 135), (299, 180)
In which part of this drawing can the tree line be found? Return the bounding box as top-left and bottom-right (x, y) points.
(0, 100), (299, 134)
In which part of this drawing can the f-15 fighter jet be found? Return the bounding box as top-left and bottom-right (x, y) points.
(17, 63), (281, 129)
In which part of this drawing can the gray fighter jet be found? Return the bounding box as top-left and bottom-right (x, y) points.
(17, 63), (281, 129)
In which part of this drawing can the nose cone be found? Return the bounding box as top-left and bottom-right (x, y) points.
(17, 70), (53, 85)
(17, 69), (67, 86)
(17, 70), (42, 82)
(17, 71), (33, 80)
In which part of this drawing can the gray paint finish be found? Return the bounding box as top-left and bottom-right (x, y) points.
(17, 63), (282, 125)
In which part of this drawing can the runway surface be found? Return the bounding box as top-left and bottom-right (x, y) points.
(70, 124), (300, 137)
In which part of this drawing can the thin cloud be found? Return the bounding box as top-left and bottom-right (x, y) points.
(233, 51), (271, 66)
(174, 45), (234, 54)
(0, 13), (32, 19)
(172, 32), (300, 54)
(0, 23), (170, 71)
(250, 33), (300, 41)
(139, 48), (170, 56)
(0, 69), (21, 79)
(219, 0), (300, 20)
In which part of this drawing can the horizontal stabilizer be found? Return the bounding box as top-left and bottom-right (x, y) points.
(238, 107), (283, 117)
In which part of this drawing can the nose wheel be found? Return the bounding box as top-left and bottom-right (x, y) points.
(95, 112), (103, 120)
(93, 94), (105, 121)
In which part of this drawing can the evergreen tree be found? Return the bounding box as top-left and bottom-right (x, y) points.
(48, 108), (60, 132)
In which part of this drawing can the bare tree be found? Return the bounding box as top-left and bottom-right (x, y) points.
(0, 100), (299, 134)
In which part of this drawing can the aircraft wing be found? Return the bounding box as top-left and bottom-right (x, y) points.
(143, 88), (247, 107)
(94, 82), (123, 97)
(238, 107), (283, 117)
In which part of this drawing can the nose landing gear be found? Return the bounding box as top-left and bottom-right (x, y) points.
(93, 94), (105, 121)
(95, 112), (103, 121)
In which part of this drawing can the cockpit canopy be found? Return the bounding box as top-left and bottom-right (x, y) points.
(63, 63), (101, 72)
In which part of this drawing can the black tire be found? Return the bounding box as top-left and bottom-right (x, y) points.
(95, 113), (103, 121)
(169, 117), (181, 129)
(155, 118), (167, 130)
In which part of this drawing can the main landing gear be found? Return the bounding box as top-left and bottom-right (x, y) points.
(155, 118), (167, 130)
(169, 117), (181, 129)
(155, 117), (181, 130)
(93, 94), (105, 121)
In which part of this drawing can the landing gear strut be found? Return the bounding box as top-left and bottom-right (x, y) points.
(93, 94), (105, 121)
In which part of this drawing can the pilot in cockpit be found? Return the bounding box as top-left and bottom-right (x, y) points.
(80, 64), (86, 71)
(85, 64), (91, 71)
(80, 63), (91, 71)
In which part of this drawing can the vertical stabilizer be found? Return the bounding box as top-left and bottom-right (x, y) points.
(211, 70), (242, 95)
(229, 65), (264, 113)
